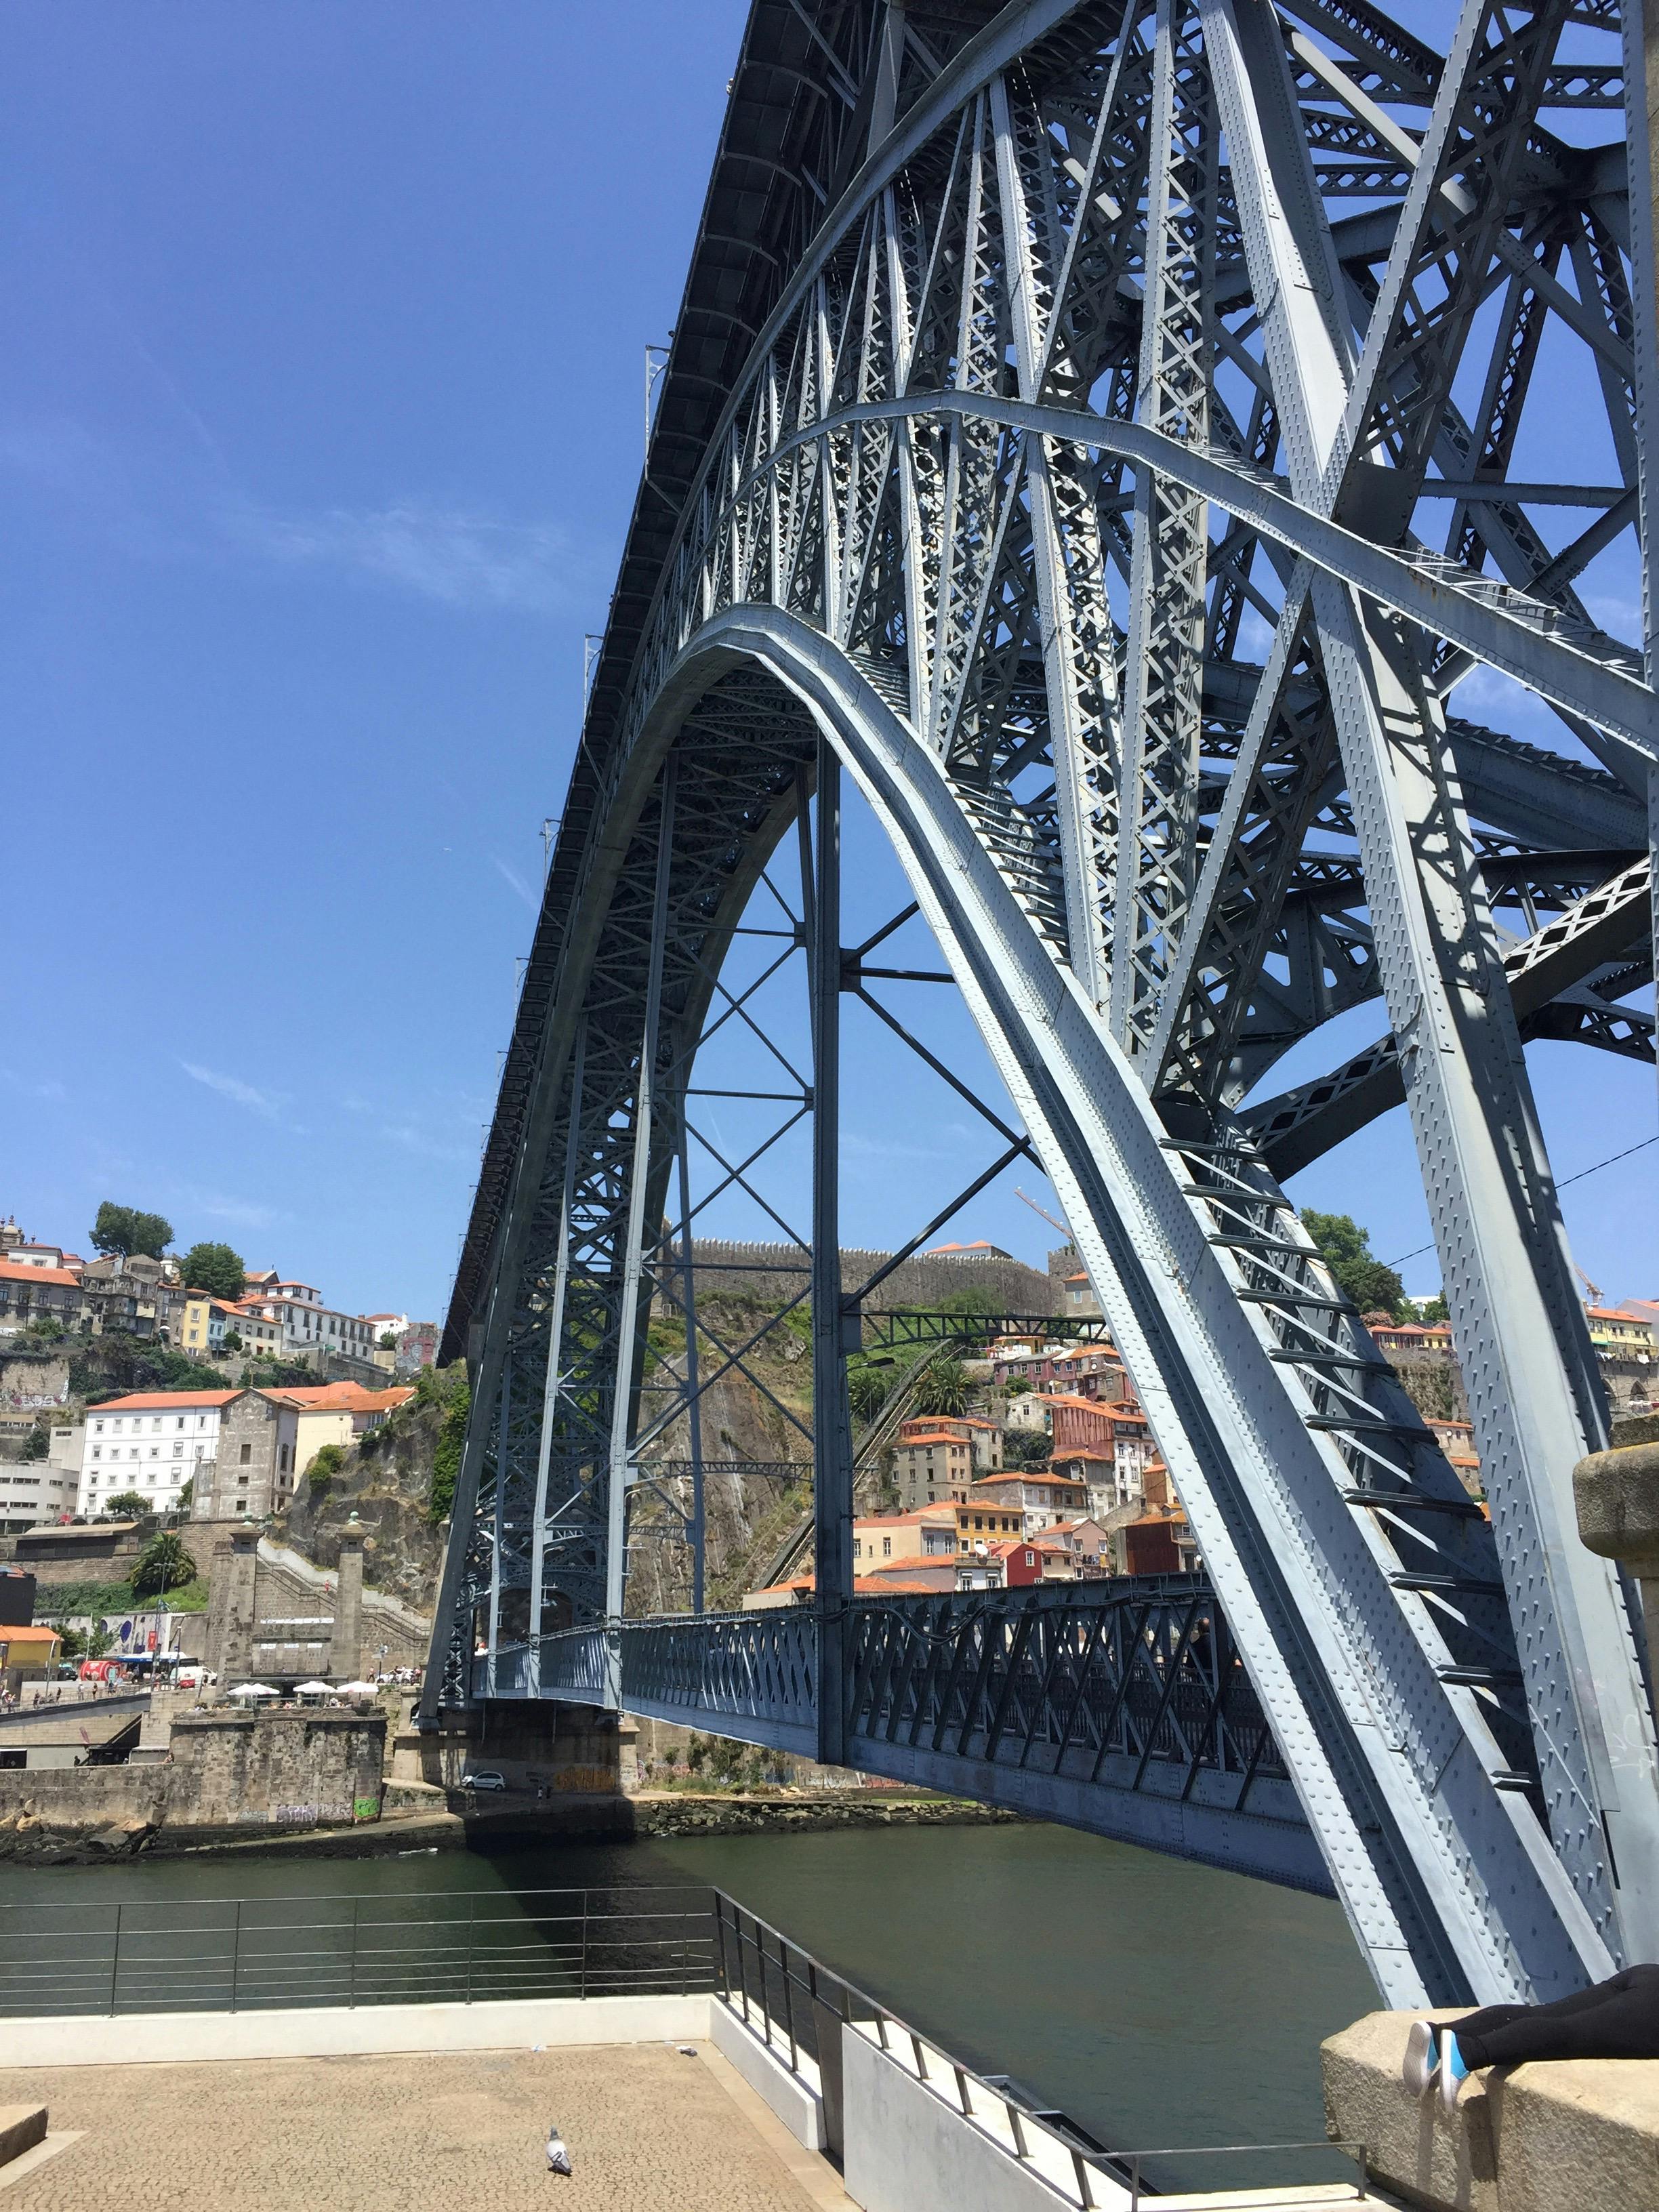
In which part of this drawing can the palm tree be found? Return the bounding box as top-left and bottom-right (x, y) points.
(131, 1531), (197, 1600)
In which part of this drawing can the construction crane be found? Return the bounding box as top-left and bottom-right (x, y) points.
(1573, 1261), (1603, 1307)
(1014, 1187), (1070, 1240)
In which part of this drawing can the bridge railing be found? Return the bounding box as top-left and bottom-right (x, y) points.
(712, 1889), (1366, 2205)
(0, 1884), (714, 2017)
(483, 1578), (1286, 1793)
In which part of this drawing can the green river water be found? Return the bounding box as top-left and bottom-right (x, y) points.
(0, 1820), (1374, 2175)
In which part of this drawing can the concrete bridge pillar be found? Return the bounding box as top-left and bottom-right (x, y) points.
(332, 1520), (365, 1683)
(205, 1528), (260, 1682)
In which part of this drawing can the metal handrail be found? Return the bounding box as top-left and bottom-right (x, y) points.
(711, 1891), (1372, 2206)
(0, 1883), (716, 2018)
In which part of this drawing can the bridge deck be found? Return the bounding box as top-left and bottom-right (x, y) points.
(477, 1578), (1331, 1896)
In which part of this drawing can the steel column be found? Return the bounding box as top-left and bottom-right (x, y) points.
(604, 765), (677, 1701)
(811, 739), (855, 1767)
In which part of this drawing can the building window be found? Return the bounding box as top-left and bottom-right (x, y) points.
(240, 1443), (251, 1465)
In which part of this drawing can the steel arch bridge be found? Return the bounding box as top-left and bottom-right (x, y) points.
(424, 0), (1659, 2013)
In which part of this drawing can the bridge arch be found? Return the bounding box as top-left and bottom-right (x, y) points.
(426, 0), (1659, 2011)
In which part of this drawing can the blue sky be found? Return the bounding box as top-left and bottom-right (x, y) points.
(1, 3), (1652, 1322)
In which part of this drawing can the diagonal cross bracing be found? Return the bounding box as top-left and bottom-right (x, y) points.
(430, 0), (1658, 2010)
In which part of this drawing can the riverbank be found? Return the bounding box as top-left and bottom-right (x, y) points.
(0, 1785), (1019, 1866)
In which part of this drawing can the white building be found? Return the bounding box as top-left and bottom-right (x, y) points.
(0, 1453), (77, 1531)
(77, 1389), (235, 1516)
(242, 1281), (377, 1365)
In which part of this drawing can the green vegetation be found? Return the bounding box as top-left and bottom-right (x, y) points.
(72, 1336), (221, 1401)
(1001, 1426), (1051, 1470)
(90, 1202), (173, 1261)
(909, 1357), (971, 1417)
(222, 1329), (244, 1353)
(180, 1242), (245, 1302)
(239, 1355), (318, 1389)
(37, 1574), (211, 1619)
(426, 1366), (472, 1522)
(19, 1423), (48, 1462)
(1300, 1210), (1408, 1319)
(131, 1530), (197, 1599)
(104, 1491), (152, 1518)
(308, 1443), (347, 1494)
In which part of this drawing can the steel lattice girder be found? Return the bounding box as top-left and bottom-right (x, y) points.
(430, 0), (1659, 2008)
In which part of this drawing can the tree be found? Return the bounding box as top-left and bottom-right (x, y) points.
(131, 1530), (197, 1599)
(847, 1362), (892, 1421)
(176, 1477), (194, 1513)
(1300, 1210), (1406, 1319)
(308, 1443), (347, 1492)
(106, 1490), (152, 1519)
(20, 1422), (48, 1463)
(180, 1242), (245, 1302)
(90, 1202), (173, 1261)
(377, 1332), (399, 1350)
(910, 1357), (971, 1418)
(221, 1329), (243, 1353)
(1002, 1427), (1052, 1470)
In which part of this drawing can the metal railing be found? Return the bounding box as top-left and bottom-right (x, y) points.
(0, 1884), (715, 2018)
(712, 1893), (1371, 2205)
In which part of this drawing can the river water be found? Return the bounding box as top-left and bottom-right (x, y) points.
(0, 1820), (1373, 2179)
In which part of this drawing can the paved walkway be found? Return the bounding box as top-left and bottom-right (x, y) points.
(0, 2041), (844, 2211)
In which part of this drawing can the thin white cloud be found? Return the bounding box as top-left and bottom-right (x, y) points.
(382, 1122), (474, 1165)
(493, 857), (538, 909)
(234, 500), (587, 611)
(185, 1191), (281, 1231)
(181, 1061), (281, 1120)
(1, 1069), (68, 1103)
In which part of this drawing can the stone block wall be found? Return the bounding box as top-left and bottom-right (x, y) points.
(0, 1711), (386, 1836)
(165, 1712), (387, 1829)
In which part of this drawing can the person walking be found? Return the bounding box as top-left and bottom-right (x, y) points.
(1405, 1965), (1659, 2111)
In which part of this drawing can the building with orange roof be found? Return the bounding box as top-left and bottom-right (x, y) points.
(892, 1414), (1002, 1507)
(79, 1389), (241, 1517)
(266, 1382), (415, 1478)
(850, 1504), (958, 1570)
(0, 1258), (83, 1338)
(0, 1624), (61, 1693)
(959, 1475), (1082, 1540)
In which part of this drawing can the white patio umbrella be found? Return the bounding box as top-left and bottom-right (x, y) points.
(227, 1682), (279, 1698)
(292, 1681), (332, 1698)
(335, 1680), (380, 1697)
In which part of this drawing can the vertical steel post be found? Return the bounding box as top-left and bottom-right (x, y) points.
(108, 1903), (122, 2015)
(529, 1024), (586, 1692)
(1623, 0), (1659, 1127)
(605, 764), (676, 1706)
(485, 1351), (511, 1698)
(811, 741), (854, 1767)
(675, 1111), (707, 1614)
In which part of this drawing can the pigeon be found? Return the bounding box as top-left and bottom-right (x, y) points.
(546, 2121), (572, 2177)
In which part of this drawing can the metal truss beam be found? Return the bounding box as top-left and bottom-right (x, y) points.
(433, 0), (1659, 2011)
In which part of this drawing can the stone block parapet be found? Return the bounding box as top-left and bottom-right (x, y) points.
(1322, 2007), (1659, 2210)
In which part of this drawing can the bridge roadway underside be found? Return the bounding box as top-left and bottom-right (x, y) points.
(476, 1578), (1334, 1898)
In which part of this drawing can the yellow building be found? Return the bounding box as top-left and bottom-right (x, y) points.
(173, 1292), (216, 1355)
(1586, 1307), (1656, 1357)
(850, 1505), (957, 1568)
(954, 1498), (1027, 1553)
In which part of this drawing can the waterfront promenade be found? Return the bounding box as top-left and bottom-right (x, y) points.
(0, 2040), (847, 2211)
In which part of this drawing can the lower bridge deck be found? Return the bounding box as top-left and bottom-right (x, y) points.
(474, 1576), (1328, 1893)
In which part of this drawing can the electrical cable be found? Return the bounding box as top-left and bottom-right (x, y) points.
(1385, 1132), (1659, 1271)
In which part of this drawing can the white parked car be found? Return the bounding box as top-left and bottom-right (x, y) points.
(461, 1769), (507, 1793)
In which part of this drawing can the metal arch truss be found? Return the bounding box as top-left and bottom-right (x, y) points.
(429, 0), (1659, 2011)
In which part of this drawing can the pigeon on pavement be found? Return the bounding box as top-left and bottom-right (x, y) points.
(546, 2121), (573, 2176)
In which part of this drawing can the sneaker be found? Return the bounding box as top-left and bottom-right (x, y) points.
(1403, 2019), (1439, 2096)
(1439, 2030), (1470, 2114)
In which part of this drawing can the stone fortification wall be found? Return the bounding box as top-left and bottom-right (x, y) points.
(0, 1710), (387, 1846)
(675, 1240), (1055, 1315)
(167, 1711), (386, 1828)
